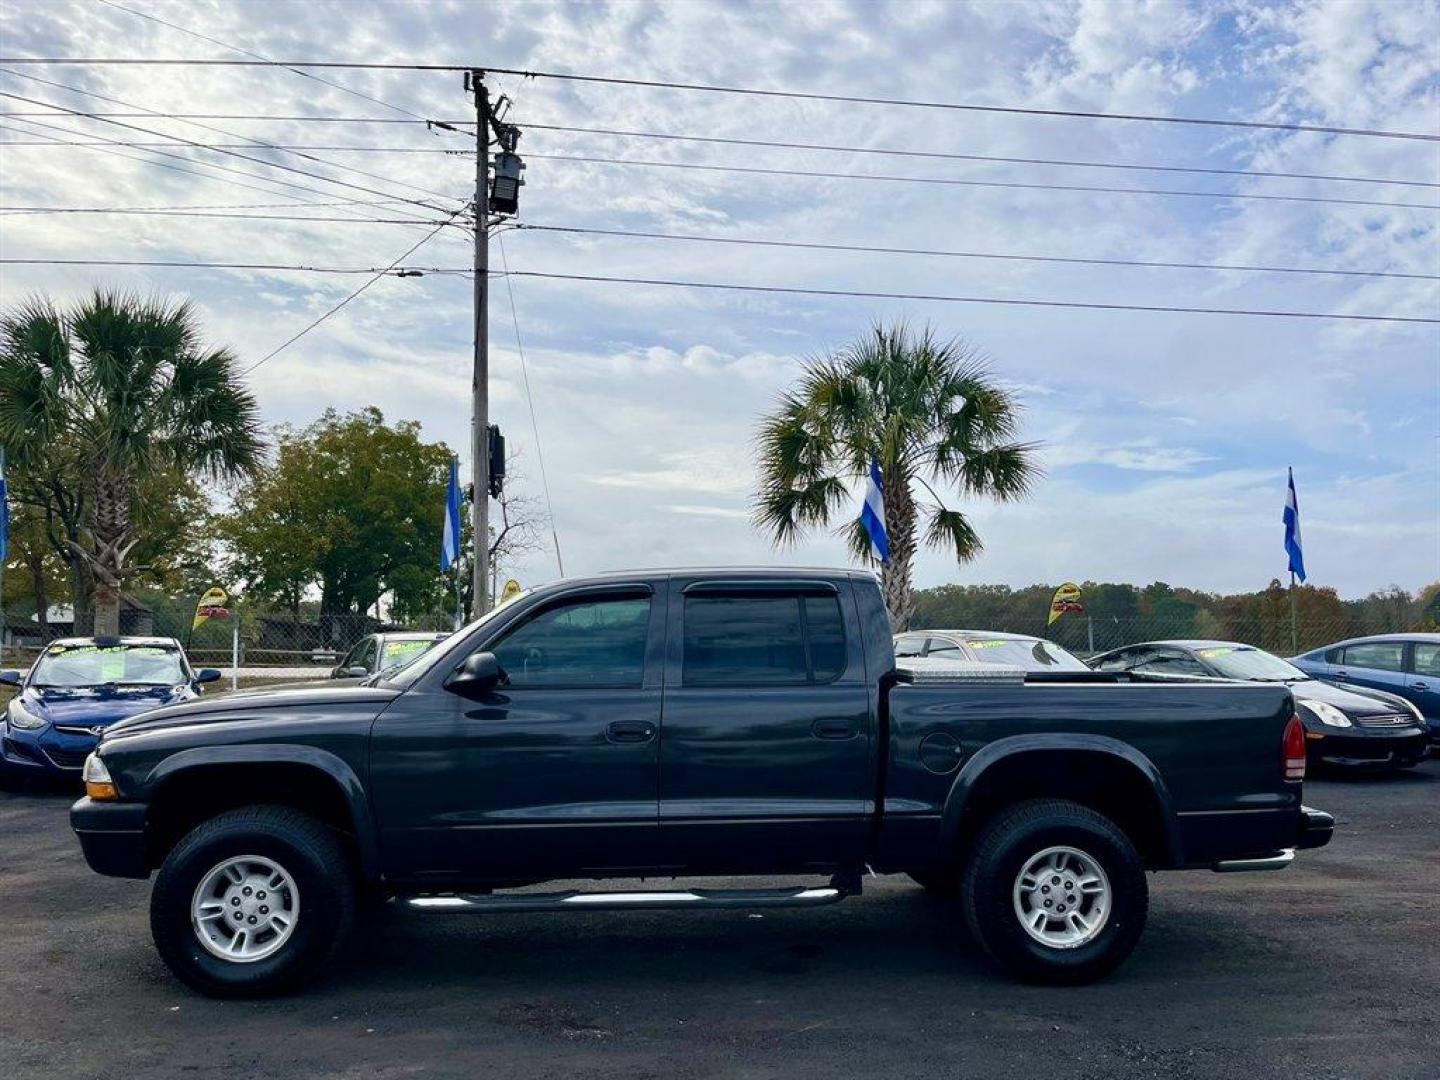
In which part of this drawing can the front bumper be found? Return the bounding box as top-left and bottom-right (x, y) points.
(2, 723), (100, 778)
(1306, 726), (1428, 767)
(70, 797), (150, 879)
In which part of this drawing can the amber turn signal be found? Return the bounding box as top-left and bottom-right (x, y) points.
(81, 754), (118, 801)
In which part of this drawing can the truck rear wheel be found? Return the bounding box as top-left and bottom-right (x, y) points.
(150, 805), (356, 997)
(960, 798), (1148, 985)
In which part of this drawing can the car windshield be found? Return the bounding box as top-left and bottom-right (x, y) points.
(1195, 646), (1307, 681)
(30, 643), (187, 688)
(958, 638), (1089, 672)
(380, 637), (443, 670)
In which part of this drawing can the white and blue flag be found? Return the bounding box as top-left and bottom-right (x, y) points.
(1283, 467), (1305, 583)
(440, 456), (462, 572)
(859, 456), (890, 566)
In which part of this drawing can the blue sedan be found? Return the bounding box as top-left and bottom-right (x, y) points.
(1290, 634), (1440, 748)
(1, 636), (221, 786)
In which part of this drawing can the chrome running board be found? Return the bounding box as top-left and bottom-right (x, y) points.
(405, 880), (857, 914)
(1212, 848), (1295, 873)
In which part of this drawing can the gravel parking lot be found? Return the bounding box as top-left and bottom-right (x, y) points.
(2, 763), (1437, 1080)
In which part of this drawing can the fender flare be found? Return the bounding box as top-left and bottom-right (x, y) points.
(937, 733), (1182, 865)
(145, 744), (381, 882)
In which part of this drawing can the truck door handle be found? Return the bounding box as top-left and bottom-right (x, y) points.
(1335, 671), (1348, 679)
(812, 718), (857, 740)
(1411, 682), (1429, 691)
(606, 720), (656, 744)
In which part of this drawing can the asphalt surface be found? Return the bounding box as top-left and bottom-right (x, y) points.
(2, 764), (1437, 1080)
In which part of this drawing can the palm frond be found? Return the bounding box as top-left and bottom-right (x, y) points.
(949, 441), (1043, 501)
(924, 505), (984, 563)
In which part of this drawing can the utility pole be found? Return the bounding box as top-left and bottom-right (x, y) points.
(464, 70), (525, 617)
(469, 71), (491, 617)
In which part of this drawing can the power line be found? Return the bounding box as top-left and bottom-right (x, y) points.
(0, 206), (467, 225)
(0, 197), (442, 214)
(0, 68), (457, 209)
(0, 115), (381, 209)
(0, 110), (437, 121)
(498, 269), (1440, 324)
(242, 212), (465, 374)
(0, 113), (455, 224)
(525, 152), (1439, 211)
(10, 131), (1434, 191)
(93, 0), (431, 122)
(10, 256), (1428, 322)
(517, 223), (1438, 282)
(0, 86), (458, 221)
(496, 231), (564, 576)
(0, 57), (1433, 140)
(0, 258), (451, 273)
(517, 122), (1440, 190)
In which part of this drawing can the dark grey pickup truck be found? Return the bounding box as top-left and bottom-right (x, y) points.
(71, 568), (1333, 996)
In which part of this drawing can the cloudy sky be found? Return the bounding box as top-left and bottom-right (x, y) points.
(1, 0), (1436, 598)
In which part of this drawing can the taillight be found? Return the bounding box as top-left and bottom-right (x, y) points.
(1283, 714), (1306, 781)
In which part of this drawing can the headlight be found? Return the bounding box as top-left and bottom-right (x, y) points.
(81, 754), (118, 800)
(7, 700), (47, 730)
(1302, 700), (1352, 728)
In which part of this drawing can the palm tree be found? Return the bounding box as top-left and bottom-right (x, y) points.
(0, 290), (262, 634)
(754, 322), (1040, 630)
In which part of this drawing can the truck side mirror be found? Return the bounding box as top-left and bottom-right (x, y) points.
(0, 670), (21, 687)
(344, 666), (370, 678)
(195, 668), (223, 685)
(444, 652), (504, 696)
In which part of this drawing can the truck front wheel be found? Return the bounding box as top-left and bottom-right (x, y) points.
(150, 805), (356, 997)
(960, 798), (1148, 985)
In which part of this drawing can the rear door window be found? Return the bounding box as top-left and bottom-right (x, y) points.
(683, 593), (846, 686)
(1411, 643), (1440, 677)
(1342, 642), (1405, 672)
(924, 639), (966, 658)
(893, 634), (925, 658)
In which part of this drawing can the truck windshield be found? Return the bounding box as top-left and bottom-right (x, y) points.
(960, 638), (1089, 672)
(31, 644), (187, 688)
(1195, 646), (1307, 682)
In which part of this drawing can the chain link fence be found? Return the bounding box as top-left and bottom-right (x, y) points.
(913, 610), (1428, 660)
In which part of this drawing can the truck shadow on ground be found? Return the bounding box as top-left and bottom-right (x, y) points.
(308, 884), (1288, 1001)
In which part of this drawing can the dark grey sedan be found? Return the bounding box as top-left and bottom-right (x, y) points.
(1089, 640), (1429, 770)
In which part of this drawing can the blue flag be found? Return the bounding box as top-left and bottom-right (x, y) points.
(859, 456), (890, 566)
(440, 456), (461, 572)
(1283, 467), (1305, 583)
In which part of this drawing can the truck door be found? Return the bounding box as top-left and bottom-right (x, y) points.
(369, 582), (667, 881)
(657, 578), (873, 874)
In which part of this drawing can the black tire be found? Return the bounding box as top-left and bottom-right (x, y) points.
(960, 798), (1148, 985)
(150, 805), (356, 997)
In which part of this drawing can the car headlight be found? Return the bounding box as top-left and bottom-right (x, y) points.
(81, 753), (118, 801)
(7, 700), (47, 730)
(1301, 700), (1352, 728)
